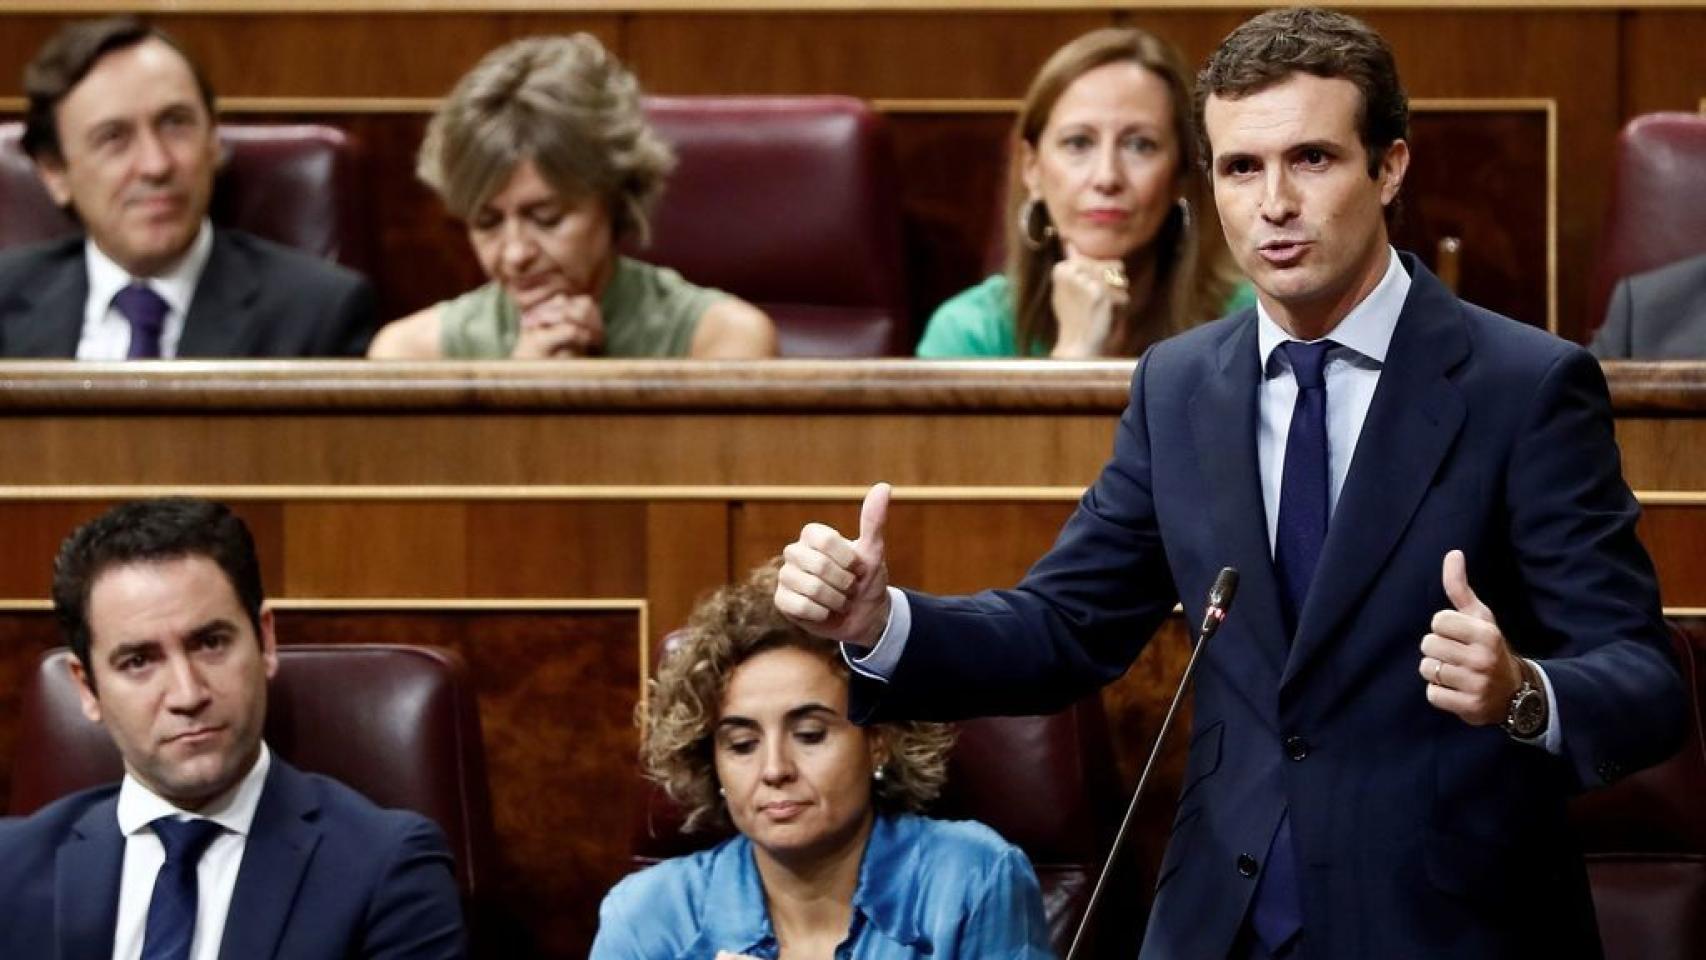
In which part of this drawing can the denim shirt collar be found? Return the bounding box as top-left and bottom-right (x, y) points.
(686, 813), (931, 959)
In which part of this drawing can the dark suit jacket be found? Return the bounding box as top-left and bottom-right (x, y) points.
(1591, 251), (1706, 359)
(0, 229), (377, 358)
(0, 757), (465, 959)
(854, 255), (1687, 959)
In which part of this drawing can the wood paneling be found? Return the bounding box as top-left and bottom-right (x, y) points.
(1622, 11), (1706, 117)
(0, 361), (1703, 956)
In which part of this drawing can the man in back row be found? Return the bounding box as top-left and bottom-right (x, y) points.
(0, 498), (463, 958)
(0, 17), (376, 358)
(777, 8), (1686, 959)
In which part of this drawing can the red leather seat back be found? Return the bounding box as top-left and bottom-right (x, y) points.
(1587, 113), (1706, 337)
(1570, 620), (1706, 960)
(0, 123), (371, 276)
(9, 645), (493, 900)
(641, 96), (910, 356)
(933, 705), (1125, 954)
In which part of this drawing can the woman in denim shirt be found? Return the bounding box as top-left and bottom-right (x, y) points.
(592, 563), (1055, 960)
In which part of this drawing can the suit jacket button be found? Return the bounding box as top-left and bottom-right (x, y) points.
(1237, 854), (1259, 878)
(1284, 735), (1309, 761)
(1597, 760), (1623, 782)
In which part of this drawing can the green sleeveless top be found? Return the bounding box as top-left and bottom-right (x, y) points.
(915, 274), (1258, 358)
(437, 256), (726, 358)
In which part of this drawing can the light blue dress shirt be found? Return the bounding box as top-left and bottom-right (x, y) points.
(590, 812), (1055, 959)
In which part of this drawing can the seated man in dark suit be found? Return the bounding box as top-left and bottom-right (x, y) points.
(0, 17), (376, 358)
(1591, 251), (1706, 359)
(0, 498), (464, 959)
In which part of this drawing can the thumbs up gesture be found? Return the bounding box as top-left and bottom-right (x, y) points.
(775, 482), (893, 649)
(1419, 549), (1525, 725)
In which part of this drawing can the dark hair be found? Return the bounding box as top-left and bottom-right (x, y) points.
(22, 16), (216, 163)
(1195, 7), (1408, 179)
(52, 498), (264, 684)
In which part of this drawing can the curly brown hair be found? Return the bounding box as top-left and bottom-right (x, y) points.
(641, 562), (956, 834)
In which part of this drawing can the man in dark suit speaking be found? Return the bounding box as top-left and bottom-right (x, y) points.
(0, 17), (375, 359)
(775, 8), (1685, 959)
(0, 499), (464, 959)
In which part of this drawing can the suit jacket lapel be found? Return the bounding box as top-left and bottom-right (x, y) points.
(7, 243), (88, 357)
(178, 231), (260, 357)
(1190, 313), (1289, 683)
(219, 759), (321, 960)
(55, 796), (125, 960)
(1283, 257), (1469, 687)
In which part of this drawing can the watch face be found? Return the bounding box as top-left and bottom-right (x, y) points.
(1510, 689), (1546, 737)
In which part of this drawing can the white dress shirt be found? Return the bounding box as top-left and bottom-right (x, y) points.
(110, 742), (271, 960)
(851, 248), (1560, 750)
(77, 220), (214, 360)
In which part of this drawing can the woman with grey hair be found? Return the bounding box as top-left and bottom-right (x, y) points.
(370, 34), (775, 359)
(592, 562), (1054, 959)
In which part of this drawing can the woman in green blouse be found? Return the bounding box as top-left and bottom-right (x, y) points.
(369, 35), (775, 360)
(918, 28), (1250, 359)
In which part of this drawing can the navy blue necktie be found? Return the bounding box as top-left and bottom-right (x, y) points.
(1250, 339), (1334, 955)
(113, 283), (170, 359)
(142, 817), (223, 960)
(1273, 339), (1334, 639)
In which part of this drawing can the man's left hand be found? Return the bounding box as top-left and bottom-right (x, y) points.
(1419, 549), (1524, 725)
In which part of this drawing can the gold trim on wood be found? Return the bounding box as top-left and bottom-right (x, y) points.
(268, 597), (646, 611)
(0, 1), (1701, 12)
(0, 484), (1091, 501)
(0, 596), (654, 701)
(0, 486), (1701, 503)
(873, 99), (1021, 114)
(1634, 492), (1706, 505)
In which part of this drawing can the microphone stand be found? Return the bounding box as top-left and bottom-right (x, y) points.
(1063, 567), (1239, 960)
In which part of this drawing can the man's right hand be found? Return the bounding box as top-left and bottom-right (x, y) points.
(775, 482), (893, 649)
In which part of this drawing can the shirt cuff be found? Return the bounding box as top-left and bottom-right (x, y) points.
(1516, 658), (1563, 755)
(842, 587), (911, 682)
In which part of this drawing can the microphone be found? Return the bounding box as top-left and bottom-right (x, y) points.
(1064, 566), (1240, 960)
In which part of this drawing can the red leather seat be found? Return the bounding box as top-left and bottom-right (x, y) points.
(1587, 113), (1706, 338)
(1570, 620), (1706, 960)
(934, 704), (1130, 955)
(641, 96), (910, 356)
(8, 644), (494, 904)
(0, 123), (372, 275)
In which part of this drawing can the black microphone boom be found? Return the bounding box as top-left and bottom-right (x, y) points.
(1064, 566), (1240, 960)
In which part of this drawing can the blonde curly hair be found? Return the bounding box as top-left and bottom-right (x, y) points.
(418, 33), (675, 245)
(641, 561), (957, 834)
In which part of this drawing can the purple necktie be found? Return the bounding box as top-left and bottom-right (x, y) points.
(113, 283), (170, 359)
